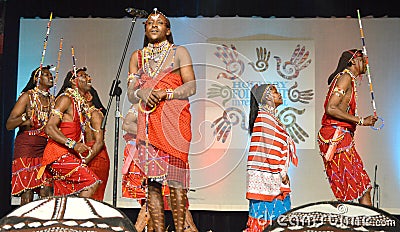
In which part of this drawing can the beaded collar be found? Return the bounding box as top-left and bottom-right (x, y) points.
(145, 40), (170, 61)
(34, 87), (50, 97)
(343, 68), (357, 80)
(143, 40), (173, 78)
(259, 104), (276, 115)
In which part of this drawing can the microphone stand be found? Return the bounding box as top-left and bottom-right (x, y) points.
(101, 16), (139, 207)
(372, 165), (380, 208)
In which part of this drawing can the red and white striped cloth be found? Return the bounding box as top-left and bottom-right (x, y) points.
(246, 111), (298, 202)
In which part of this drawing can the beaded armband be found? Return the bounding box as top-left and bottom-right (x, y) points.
(166, 89), (174, 100)
(127, 73), (138, 85)
(333, 87), (345, 97)
(127, 72), (135, 80)
(51, 109), (64, 120)
(65, 138), (77, 149)
(127, 73), (140, 81)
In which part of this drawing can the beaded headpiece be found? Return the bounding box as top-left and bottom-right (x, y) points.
(148, 8), (168, 21)
(260, 84), (274, 107)
(144, 8), (170, 28)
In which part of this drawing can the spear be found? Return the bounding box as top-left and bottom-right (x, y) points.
(71, 46), (77, 77)
(53, 38), (63, 95)
(356, 9), (384, 130)
(38, 12), (53, 85)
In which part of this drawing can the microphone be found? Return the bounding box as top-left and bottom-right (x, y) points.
(125, 8), (149, 18)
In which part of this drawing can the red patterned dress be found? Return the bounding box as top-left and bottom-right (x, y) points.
(11, 89), (53, 196)
(40, 93), (100, 196)
(318, 69), (371, 202)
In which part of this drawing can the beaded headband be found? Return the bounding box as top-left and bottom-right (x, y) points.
(148, 8), (168, 20)
(33, 65), (51, 82)
(69, 67), (88, 81)
(144, 8), (170, 28)
(348, 50), (363, 61)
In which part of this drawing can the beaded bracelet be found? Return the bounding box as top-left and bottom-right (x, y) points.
(128, 106), (138, 117)
(133, 89), (140, 99)
(65, 138), (77, 149)
(357, 117), (364, 126)
(21, 113), (27, 122)
(166, 89), (174, 100)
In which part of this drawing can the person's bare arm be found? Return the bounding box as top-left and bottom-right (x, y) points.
(127, 50), (140, 104)
(122, 111), (138, 135)
(6, 93), (31, 130)
(325, 74), (360, 124)
(84, 110), (105, 164)
(172, 45), (196, 99)
(45, 95), (89, 154)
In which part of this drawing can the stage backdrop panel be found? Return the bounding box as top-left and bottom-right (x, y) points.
(16, 16), (400, 213)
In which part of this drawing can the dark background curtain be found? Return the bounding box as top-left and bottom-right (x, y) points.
(0, 0), (398, 230)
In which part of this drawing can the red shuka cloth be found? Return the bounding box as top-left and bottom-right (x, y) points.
(135, 71), (192, 163)
(84, 141), (110, 201)
(11, 133), (48, 195)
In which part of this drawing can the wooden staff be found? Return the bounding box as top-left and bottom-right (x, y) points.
(53, 38), (63, 95)
(71, 46), (77, 77)
(357, 9), (384, 130)
(38, 12), (53, 84)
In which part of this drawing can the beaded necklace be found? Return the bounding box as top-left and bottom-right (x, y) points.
(35, 87), (51, 97)
(259, 104), (275, 115)
(64, 88), (88, 142)
(28, 87), (55, 136)
(259, 104), (285, 129)
(343, 69), (359, 117)
(142, 40), (173, 78)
